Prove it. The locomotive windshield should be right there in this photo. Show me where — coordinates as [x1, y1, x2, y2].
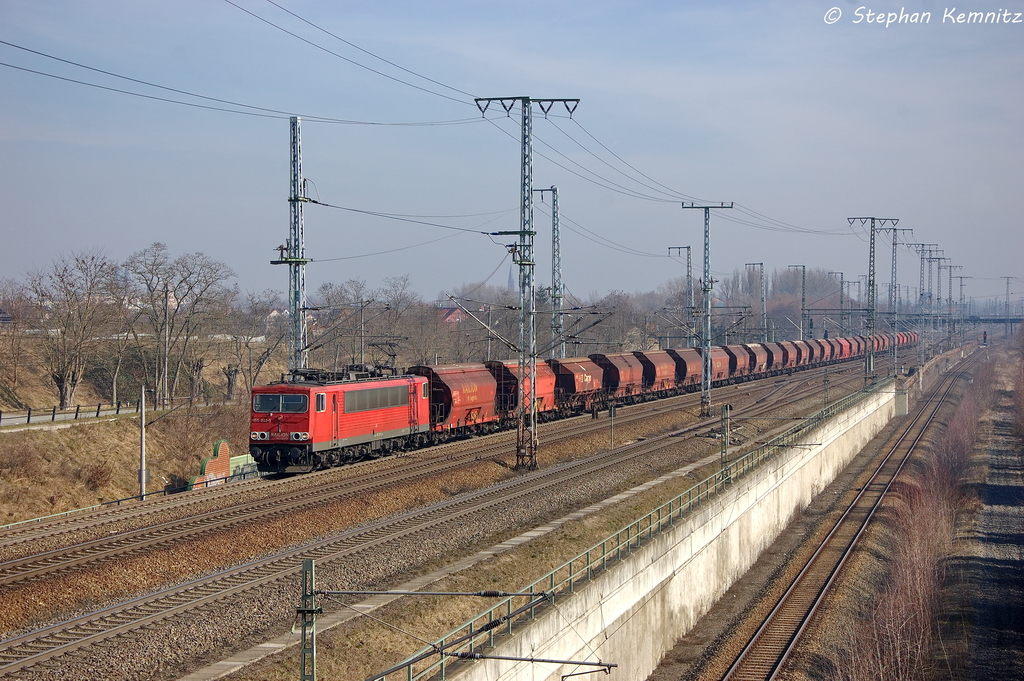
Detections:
[253, 393, 308, 413]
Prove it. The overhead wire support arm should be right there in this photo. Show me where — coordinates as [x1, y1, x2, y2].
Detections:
[536, 309, 612, 356]
[319, 589, 554, 598]
[365, 593, 577, 681]
[446, 295, 519, 353]
[297, 561, 614, 681]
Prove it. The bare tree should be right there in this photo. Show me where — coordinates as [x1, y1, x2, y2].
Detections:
[124, 243, 235, 405]
[311, 278, 376, 370]
[0, 278, 32, 403]
[26, 251, 117, 408]
[100, 265, 144, 403]
[224, 289, 287, 398]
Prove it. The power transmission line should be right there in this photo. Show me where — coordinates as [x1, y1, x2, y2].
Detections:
[0, 41, 480, 126]
[306, 199, 511, 235]
[194, 4, 847, 242]
[223, 0, 475, 106]
[261, 0, 478, 100]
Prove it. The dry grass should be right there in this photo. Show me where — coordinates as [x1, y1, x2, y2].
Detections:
[0, 404, 251, 524]
[1012, 331, 1024, 440]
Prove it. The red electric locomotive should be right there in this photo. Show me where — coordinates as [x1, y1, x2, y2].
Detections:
[250, 369, 429, 473]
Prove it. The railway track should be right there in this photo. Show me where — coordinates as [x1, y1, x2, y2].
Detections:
[0, 356, 873, 555]
[719, 351, 978, 681]
[0, 368, 854, 591]
[0, 365, 865, 677]
[0, 364, 862, 583]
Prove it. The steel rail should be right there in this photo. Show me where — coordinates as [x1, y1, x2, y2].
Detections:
[0, 366, 859, 589]
[0, 362, 832, 565]
[0, 365, 860, 676]
[720, 351, 978, 680]
[0, 350, 877, 548]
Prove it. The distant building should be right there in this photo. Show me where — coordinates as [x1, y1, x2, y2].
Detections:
[439, 307, 467, 325]
[434, 300, 466, 325]
[0, 308, 11, 325]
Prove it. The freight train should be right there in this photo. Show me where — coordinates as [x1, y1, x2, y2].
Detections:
[249, 332, 918, 474]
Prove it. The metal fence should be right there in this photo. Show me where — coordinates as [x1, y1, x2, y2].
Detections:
[0, 400, 141, 427]
[0, 396, 241, 428]
[377, 378, 894, 681]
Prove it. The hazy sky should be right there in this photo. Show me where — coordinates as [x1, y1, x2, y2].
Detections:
[1, 0, 1021, 306]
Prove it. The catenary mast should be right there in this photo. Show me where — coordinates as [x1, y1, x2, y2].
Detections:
[273, 117, 311, 374]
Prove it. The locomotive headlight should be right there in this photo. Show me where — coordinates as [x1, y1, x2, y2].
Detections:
[250, 431, 259, 440]
[251, 431, 269, 441]
[290, 432, 310, 441]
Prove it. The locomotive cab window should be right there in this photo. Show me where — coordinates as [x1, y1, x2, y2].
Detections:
[315, 393, 326, 412]
[253, 394, 309, 413]
[422, 382, 428, 399]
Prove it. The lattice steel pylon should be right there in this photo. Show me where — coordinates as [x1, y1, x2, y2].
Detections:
[849, 217, 898, 386]
[683, 202, 733, 418]
[670, 246, 694, 346]
[745, 262, 767, 343]
[788, 264, 806, 340]
[907, 243, 935, 312]
[828, 271, 845, 336]
[536, 186, 564, 359]
[272, 117, 312, 374]
[476, 97, 578, 470]
[880, 227, 912, 376]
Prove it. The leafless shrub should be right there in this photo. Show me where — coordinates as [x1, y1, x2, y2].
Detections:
[836, 381, 987, 680]
[931, 397, 978, 511]
[1012, 349, 1024, 441]
[0, 441, 45, 481]
[149, 403, 248, 480]
[79, 461, 113, 491]
[835, 481, 953, 681]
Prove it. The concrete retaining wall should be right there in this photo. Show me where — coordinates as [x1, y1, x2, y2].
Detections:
[915, 343, 976, 394]
[449, 387, 896, 681]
